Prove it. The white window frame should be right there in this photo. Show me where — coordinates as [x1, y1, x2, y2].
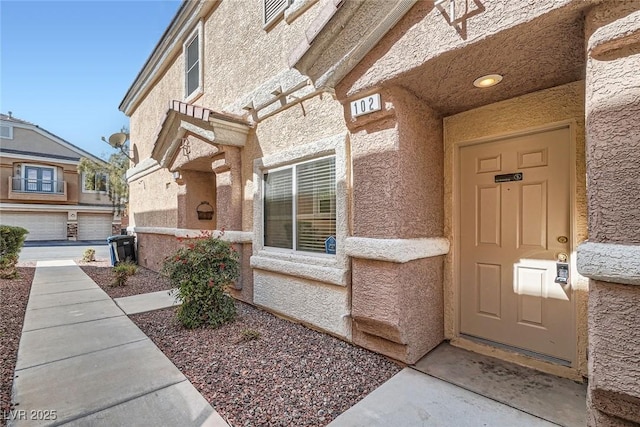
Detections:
[183, 21, 204, 102]
[20, 164, 57, 192]
[81, 171, 108, 193]
[0, 124, 13, 139]
[263, 155, 336, 255]
[252, 133, 350, 286]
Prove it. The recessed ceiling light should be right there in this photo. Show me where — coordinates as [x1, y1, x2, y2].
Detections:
[473, 74, 503, 88]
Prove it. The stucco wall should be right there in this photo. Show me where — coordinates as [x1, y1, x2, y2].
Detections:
[125, 1, 351, 339]
[443, 81, 588, 377]
[5, 127, 81, 158]
[253, 270, 350, 339]
[199, 0, 321, 109]
[583, 2, 640, 424]
[337, 0, 582, 98]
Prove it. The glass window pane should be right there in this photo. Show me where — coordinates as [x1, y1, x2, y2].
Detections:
[264, 169, 293, 249]
[187, 36, 198, 69]
[41, 168, 53, 192]
[296, 158, 336, 253]
[187, 66, 199, 95]
[84, 172, 96, 190]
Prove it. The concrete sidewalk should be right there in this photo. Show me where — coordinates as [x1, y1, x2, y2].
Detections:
[9, 260, 227, 427]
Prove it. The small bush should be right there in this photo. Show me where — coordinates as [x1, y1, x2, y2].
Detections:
[0, 225, 29, 279]
[239, 329, 261, 342]
[82, 248, 96, 262]
[162, 235, 239, 329]
[111, 261, 137, 287]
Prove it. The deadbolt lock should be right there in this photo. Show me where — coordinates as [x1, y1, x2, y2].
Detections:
[557, 236, 568, 244]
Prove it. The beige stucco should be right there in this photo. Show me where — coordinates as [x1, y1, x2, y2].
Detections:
[122, 5, 640, 421]
[582, 2, 640, 424]
[124, 0, 350, 334]
[6, 126, 83, 158]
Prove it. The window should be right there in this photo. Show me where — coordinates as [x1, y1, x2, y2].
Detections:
[0, 125, 13, 139]
[82, 171, 108, 193]
[263, 0, 290, 28]
[24, 166, 55, 192]
[184, 24, 202, 98]
[264, 157, 336, 253]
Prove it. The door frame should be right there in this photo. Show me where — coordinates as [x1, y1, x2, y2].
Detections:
[451, 120, 579, 369]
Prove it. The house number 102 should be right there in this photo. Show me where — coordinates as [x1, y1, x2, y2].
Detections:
[350, 93, 382, 118]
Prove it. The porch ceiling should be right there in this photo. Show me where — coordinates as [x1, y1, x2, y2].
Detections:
[397, 8, 585, 116]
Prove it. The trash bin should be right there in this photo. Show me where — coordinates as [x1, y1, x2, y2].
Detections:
[106, 235, 137, 266]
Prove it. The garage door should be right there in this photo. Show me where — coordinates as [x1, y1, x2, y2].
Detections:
[1, 212, 67, 241]
[78, 214, 113, 241]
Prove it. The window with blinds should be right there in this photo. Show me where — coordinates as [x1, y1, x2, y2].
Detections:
[185, 33, 200, 97]
[263, 157, 336, 254]
[263, 0, 290, 28]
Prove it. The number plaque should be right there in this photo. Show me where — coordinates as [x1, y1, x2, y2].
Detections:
[350, 93, 382, 118]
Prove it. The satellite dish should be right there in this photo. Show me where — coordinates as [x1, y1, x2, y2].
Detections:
[107, 132, 129, 148]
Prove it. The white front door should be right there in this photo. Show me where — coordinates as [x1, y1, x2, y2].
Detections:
[459, 127, 574, 362]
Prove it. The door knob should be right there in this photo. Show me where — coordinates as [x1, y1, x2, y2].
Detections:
[557, 253, 568, 262]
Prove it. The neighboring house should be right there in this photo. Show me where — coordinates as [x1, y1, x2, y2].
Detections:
[120, 1, 639, 424]
[0, 113, 121, 241]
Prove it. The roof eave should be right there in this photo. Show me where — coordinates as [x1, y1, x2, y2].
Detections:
[288, 0, 417, 91]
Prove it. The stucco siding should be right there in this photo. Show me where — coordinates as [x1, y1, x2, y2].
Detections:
[5, 127, 81, 158]
[253, 270, 351, 339]
[338, 0, 582, 97]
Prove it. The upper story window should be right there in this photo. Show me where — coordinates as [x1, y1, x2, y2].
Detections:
[82, 171, 108, 193]
[264, 156, 336, 254]
[18, 165, 60, 193]
[263, 0, 291, 28]
[184, 22, 203, 100]
[0, 124, 13, 139]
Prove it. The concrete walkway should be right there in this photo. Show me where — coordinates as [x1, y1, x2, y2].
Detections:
[114, 289, 180, 315]
[329, 368, 556, 426]
[11, 257, 577, 427]
[10, 260, 227, 427]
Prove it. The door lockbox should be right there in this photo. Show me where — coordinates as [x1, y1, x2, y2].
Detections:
[555, 262, 570, 284]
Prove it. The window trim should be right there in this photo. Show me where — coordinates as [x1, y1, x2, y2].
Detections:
[253, 133, 349, 275]
[183, 21, 204, 102]
[263, 0, 291, 29]
[21, 164, 57, 193]
[0, 124, 13, 139]
[263, 155, 336, 255]
[81, 171, 109, 194]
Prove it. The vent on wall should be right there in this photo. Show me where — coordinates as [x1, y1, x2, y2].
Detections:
[264, 0, 290, 28]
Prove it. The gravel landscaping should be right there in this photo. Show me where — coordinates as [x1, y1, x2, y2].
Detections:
[3, 258, 401, 426]
[132, 303, 402, 426]
[79, 260, 174, 299]
[0, 265, 35, 426]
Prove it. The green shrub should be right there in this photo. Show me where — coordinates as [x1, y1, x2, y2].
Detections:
[162, 236, 239, 329]
[0, 225, 29, 279]
[111, 261, 137, 287]
[82, 248, 96, 262]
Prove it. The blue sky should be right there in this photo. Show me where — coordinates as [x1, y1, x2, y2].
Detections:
[0, 0, 181, 158]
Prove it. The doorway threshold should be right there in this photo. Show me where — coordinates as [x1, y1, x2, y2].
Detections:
[412, 343, 587, 427]
[462, 334, 572, 367]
